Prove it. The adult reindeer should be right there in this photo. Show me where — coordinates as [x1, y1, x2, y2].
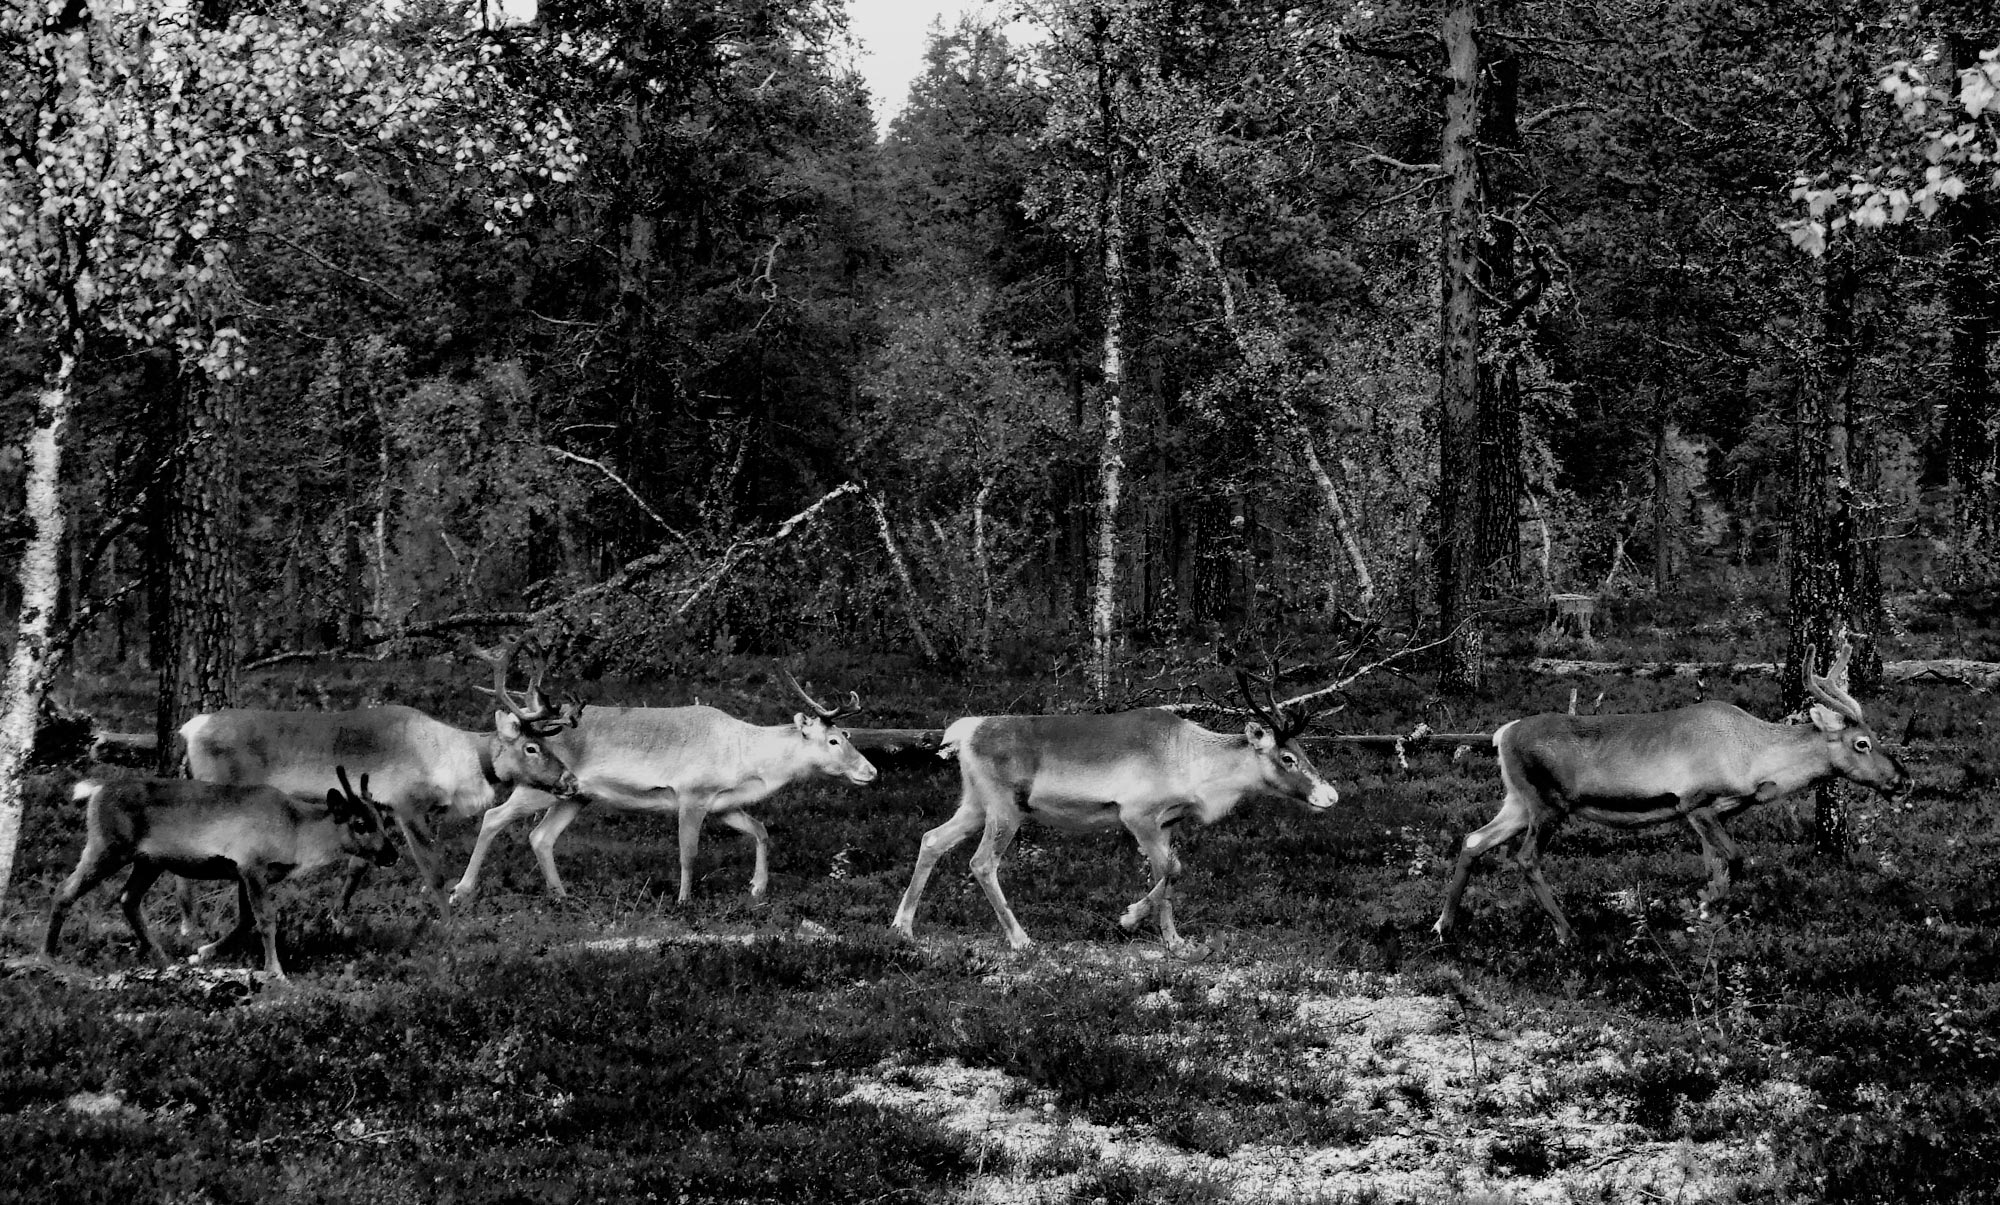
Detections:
[179, 641, 582, 922]
[1434, 644, 1913, 943]
[448, 674, 878, 906]
[890, 671, 1341, 951]
[46, 767, 397, 978]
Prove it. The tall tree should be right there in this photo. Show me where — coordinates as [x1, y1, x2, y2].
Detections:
[1436, 0, 1485, 692]
[0, 0, 574, 900]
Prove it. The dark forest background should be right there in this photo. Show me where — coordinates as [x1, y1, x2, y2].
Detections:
[4, 0, 1998, 744]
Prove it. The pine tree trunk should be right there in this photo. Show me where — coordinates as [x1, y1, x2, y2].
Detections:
[153, 368, 240, 774]
[1436, 0, 1484, 693]
[1790, 248, 1861, 860]
[0, 341, 77, 903]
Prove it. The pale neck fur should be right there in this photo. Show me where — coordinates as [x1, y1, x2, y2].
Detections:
[1740, 714, 1841, 797]
[1181, 727, 1262, 824]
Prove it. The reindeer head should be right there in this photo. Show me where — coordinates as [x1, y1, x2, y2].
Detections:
[785, 671, 879, 786]
[1233, 668, 1340, 812]
[478, 639, 584, 798]
[1804, 645, 1912, 798]
[330, 766, 400, 868]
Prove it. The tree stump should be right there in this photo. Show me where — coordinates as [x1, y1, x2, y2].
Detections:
[1544, 593, 1599, 643]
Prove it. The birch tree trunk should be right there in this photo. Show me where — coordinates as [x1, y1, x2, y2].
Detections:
[1087, 18, 1129, 705]
[869, 493, 940, 664]
[1436, 0, 1484, 693]
[1091, 193, 1128, 703]
[0, 341, 77, 903]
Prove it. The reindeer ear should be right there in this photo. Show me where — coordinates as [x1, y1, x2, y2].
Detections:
[325, 787, 346, 811]
[496, 711, 523, 739]
[1244, 721, 1275, 751]
[1808, 703, 1848, 733]
[795, 712, 816, 735]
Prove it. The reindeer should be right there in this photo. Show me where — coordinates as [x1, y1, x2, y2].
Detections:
[45, 767, 396, 978]
[890, 671, 1341, 951]
[1434, 645, 1913, 943]
[179, 641, 581, 923]
[448, 675, 879, 906]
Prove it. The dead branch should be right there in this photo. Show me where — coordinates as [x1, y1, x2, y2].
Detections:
[1527, 657, 2000, 692]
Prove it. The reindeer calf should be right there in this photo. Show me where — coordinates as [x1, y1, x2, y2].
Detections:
[44, 768, 396, 979]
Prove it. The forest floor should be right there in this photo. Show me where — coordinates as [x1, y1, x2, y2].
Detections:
[2, 598, 1998, 1203]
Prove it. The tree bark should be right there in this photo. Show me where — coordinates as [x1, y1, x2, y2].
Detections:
[153, 367, 241, 773]
[1789, 23, 1867, 857]
[1088, 16, 1129, 705]
[868, 493, 940, 664]
[0, 341, 77, 903]
[1474, 22, 1524, 587]
[1436, 0, 1484, 693]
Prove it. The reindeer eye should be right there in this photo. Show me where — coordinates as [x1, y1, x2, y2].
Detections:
[1854, 737, 1871, 752]
[525, 742, 543, 757]
[1280, 753, 1298, 769]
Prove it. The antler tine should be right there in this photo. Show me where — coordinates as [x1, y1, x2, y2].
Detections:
[1231, 667, 1283, 730]
[475, 637, 577, 733]
[783, 670, 861, 721]
[1804, 639, 1867, 725]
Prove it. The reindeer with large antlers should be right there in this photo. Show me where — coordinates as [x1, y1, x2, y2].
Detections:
[447, 673, 879, 906]
[179, 640, 582, 923]
[1435, 643, 1913, 943]
[890, 669, 1341, 951]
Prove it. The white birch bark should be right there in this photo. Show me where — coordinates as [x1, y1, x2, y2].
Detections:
[870, 493, 940, 663]
[1090, 190, 1127, 704]
[0, 346, 76, 902]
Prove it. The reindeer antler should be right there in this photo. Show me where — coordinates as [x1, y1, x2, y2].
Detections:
[1802, 638, 1867, 726]
[475, 638, 583, 736]
[783, 670, 862, 721]
[1232, 666, 1312, 743]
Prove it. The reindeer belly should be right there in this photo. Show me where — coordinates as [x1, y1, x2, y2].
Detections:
[1016, 778, 1131, 833]
[1572, 793, 1695, 827]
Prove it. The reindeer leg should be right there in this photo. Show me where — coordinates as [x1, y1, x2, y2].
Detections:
[1119, 814, 1185, 947]
[118, 864, 169, 967]
[389, 809, 450, 924]
[44, 842, 127, 960]
[173, 875, 203, 940]
[968, 796, 1031, 951]
[890, 796, 986, 941]
[1513, 817, 1574, 944]
[1435, 798, 1533, 940]
[194, 878, 256, 966]
[1686, 807, 1742, 906]
[452, 786, 559, 906]
[716, 809, 772, 901]
[676, 800, 710, 904]
[241, 871, 285, 980]
[525, 795, 584, 901]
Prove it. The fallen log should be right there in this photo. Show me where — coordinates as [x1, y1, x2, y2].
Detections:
[1528, 657, 2000, 691]
[90, 731, 160, 767]
[847, 727, 946, 768]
